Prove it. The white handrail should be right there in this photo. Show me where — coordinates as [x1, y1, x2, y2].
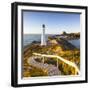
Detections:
[33, 53, 80, 75]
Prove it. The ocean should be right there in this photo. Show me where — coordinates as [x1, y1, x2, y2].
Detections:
[68, 39, 80, 49]
[23, 34, 52, 46]
[23, 34, 80, 48]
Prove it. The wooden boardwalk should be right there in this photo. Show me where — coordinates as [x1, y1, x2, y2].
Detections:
[27, 56, 61, 76]
[33, 53, 80, 75]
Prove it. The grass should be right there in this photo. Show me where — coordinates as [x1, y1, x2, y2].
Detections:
[22, 38, 80, 77]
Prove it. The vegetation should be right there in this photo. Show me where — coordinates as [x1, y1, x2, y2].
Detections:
[62, 31, 67, 35]
[61, 32, 80, 40]
[22, 33, 80, 77]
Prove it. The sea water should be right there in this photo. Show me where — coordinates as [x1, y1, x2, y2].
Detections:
[23, 34, 80, 48]
[23, 34, 50, 46]
[68, 39, 80, 48]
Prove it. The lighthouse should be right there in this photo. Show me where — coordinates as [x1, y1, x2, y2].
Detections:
[41, 24, 46, 45]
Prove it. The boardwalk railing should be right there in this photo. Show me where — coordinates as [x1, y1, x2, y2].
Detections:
[33, 53, 80, 75]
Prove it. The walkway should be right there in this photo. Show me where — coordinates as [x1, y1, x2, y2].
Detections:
[33, 53, 80, 75]
[27, 56, 61, 76]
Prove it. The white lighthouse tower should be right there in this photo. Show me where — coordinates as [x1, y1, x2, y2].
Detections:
[41, 24, 46, 45]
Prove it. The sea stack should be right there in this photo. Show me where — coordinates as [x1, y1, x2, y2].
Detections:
[41, 24, 46, 45]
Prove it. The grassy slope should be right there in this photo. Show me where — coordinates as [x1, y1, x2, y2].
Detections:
[23, 38, 80, 77]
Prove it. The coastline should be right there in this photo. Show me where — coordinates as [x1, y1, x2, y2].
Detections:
[22, 32, 80, 77]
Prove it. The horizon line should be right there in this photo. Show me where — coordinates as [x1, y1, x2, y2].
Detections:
[23, 32, 80, 35]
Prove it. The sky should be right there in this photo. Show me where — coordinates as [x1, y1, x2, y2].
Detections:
[23, 11, 80, 34]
